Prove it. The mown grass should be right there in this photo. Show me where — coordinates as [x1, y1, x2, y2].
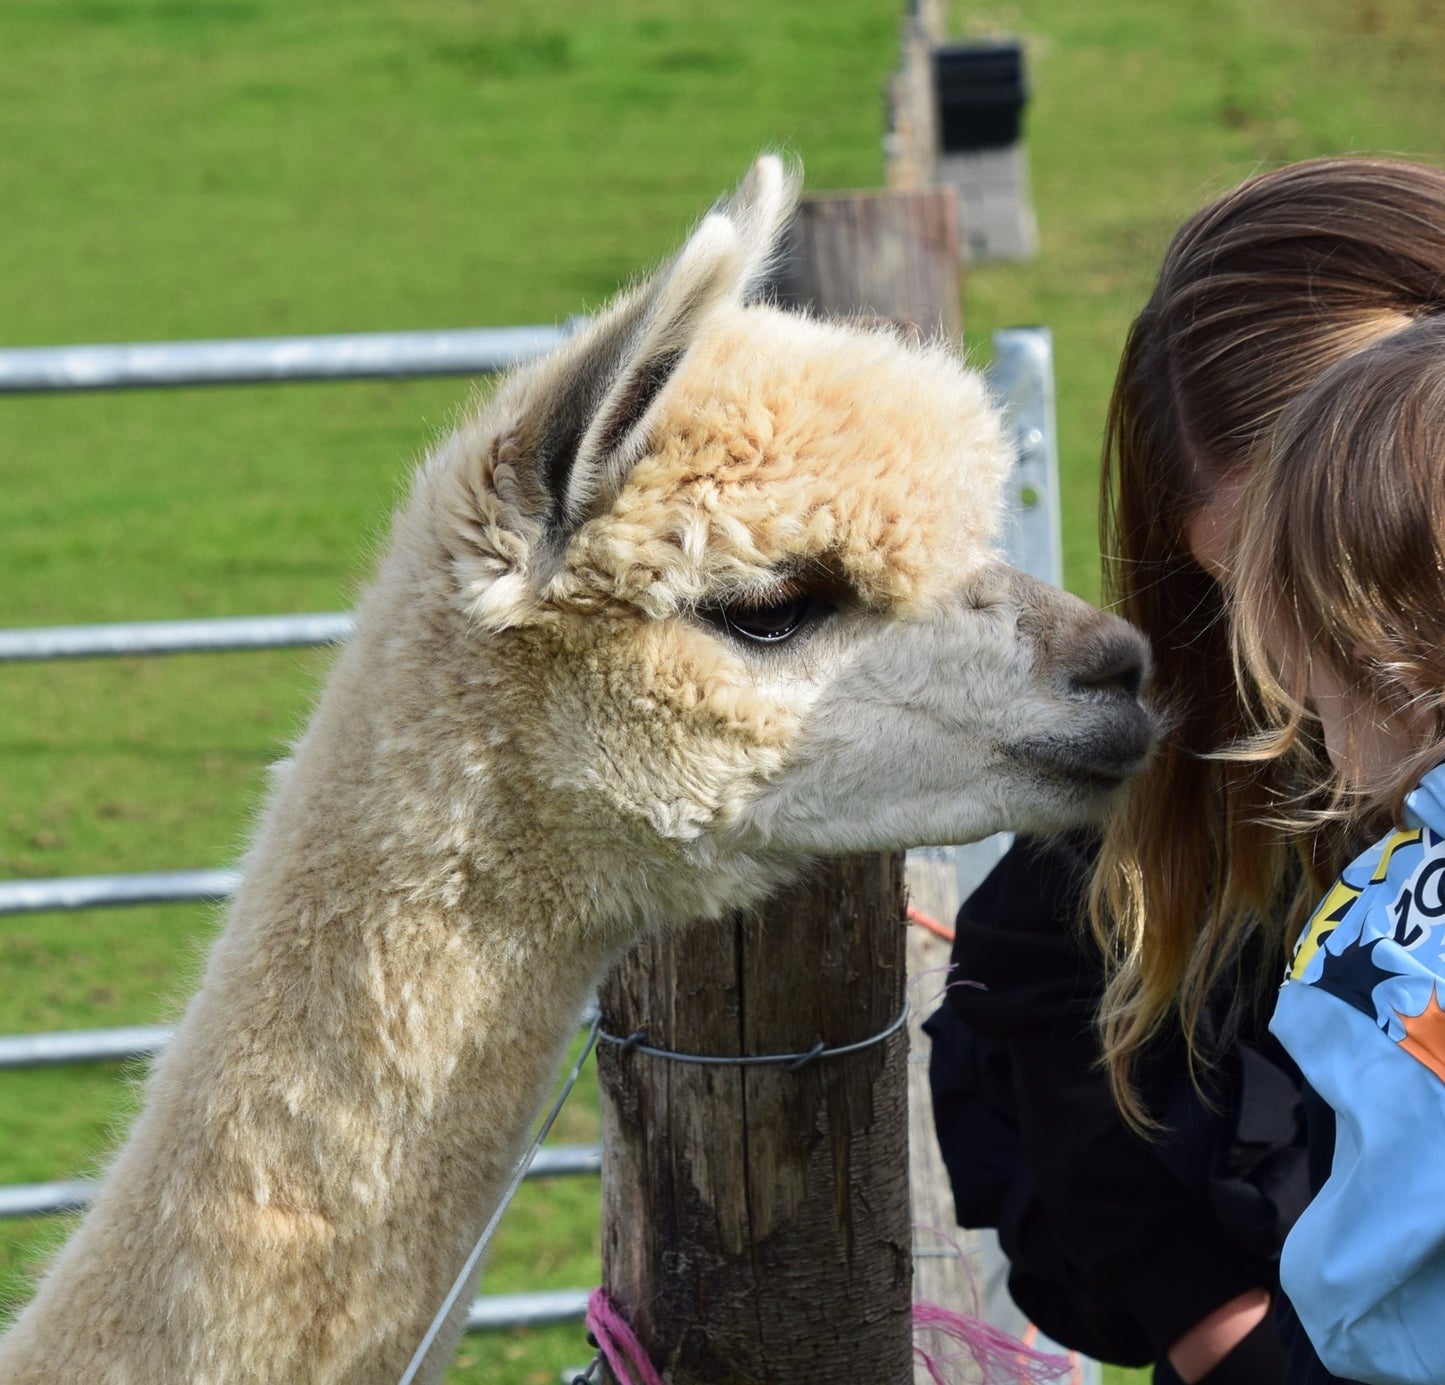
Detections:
[0, 0, 1440, 1381]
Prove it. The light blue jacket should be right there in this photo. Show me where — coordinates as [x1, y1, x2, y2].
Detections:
[1271, 762, 1445, 1385]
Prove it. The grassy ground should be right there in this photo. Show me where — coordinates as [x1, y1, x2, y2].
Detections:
[953, 0, 1445, 600]
[0, 0, 1440, 1381]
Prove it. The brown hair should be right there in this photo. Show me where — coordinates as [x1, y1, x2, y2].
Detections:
[1092, 156, 1445, 1125]
[1233, 315, 1445, 830]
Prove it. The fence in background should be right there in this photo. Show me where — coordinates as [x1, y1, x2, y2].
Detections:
[0, 326, 568, 393]
[0, 319, 1059, 1338]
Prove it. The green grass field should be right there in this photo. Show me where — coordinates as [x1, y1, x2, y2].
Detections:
[1, 1, 1440, 1380]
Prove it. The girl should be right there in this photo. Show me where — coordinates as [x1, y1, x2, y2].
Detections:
[929, 155, 1445, 1385]
[1229, 316, 1445, 1385]
[1092, 156, 1445, 1384]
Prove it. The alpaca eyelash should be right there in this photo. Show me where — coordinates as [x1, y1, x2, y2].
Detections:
[696, 581, 834, 645]
[732, 577, 807, 611]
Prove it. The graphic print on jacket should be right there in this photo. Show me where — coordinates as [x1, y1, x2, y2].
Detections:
[1288, 816, 1445, 1081]
[1270, 763, 1445, 1385]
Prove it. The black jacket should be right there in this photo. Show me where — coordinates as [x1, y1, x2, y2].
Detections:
[925, 835, 1312, 1374]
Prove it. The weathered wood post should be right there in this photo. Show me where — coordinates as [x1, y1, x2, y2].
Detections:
[884, 0, 945, 193]
[904, 853, 980, 1378]
[597, 186, 962, 1385]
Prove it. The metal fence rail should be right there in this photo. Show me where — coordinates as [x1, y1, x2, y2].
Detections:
[0, 997, 602, 1070]
[0, 1144, 604, 1220]
[0, 325, 568, 394]
[465, 1290, 592, 1333]
[0, 613, 354, 663]
[0, 868, 242, 917]
[0, 1025, 173, 1070]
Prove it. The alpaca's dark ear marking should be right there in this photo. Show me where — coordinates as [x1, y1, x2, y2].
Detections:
[529, 302, 651, 529]
[588, 347, 686, 462]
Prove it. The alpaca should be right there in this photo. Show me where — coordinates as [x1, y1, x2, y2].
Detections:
[0, 157, 1153, 1384]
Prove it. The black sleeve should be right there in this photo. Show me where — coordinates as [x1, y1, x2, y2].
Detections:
[1003, 997, 1279, 1355]
[1270, 1087, 1364, 1385]
[926, 834, 1305, 1367]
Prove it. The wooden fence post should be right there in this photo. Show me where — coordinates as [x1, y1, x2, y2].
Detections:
[904, 852, 979, 1373]
[597, 186, 961, 1385]
[884, 0, 945, 192]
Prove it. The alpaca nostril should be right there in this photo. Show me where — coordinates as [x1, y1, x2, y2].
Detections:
[1066, 632, 1148, 702]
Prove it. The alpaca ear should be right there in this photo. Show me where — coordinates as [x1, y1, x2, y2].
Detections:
[558, 211, 746, 527]
[510, 155, 801, 539]
[719, 150, 800, 305]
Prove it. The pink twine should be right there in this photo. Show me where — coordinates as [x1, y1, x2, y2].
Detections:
[912, 964, 958, 988]
[910, 962, 990, 1019]
[587, 1283, 1074, 1385]
[913, 1222, 985, 1316]
[586, 1287, 665, 1385]
[911, 1225, 1075, 1385]
[912, 961, 991, 1005]
[912, 1301, 1075, 1385]
[909, 963, 958, 1016]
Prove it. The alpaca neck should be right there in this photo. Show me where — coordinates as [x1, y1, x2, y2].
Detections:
[0, 659, 618, 1384]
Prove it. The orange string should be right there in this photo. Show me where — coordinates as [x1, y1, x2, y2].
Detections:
[907, 904, 955, 943]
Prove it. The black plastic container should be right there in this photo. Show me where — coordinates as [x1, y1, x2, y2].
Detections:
[932, 41, 1027, 152]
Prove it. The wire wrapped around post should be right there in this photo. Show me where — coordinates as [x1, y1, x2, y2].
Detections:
[597, 854, 915, 1385]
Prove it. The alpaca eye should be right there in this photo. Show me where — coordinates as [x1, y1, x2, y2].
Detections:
[705, 593, 831, 644]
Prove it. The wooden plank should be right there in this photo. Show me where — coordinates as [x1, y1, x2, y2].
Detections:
[905, 855, 982, 1383]
[773, 188, 962, 339]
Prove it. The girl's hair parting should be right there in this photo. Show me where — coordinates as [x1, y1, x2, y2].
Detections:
[1232, 315, 1445, 834]
[1091, 156, 1445, 1128]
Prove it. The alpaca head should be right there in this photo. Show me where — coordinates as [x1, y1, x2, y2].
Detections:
[391, 157, 1154, 924]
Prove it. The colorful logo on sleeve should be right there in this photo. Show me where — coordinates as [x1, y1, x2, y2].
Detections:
[1288, 826, 1445, 1084]
[1400, 990, 1445, 1082]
